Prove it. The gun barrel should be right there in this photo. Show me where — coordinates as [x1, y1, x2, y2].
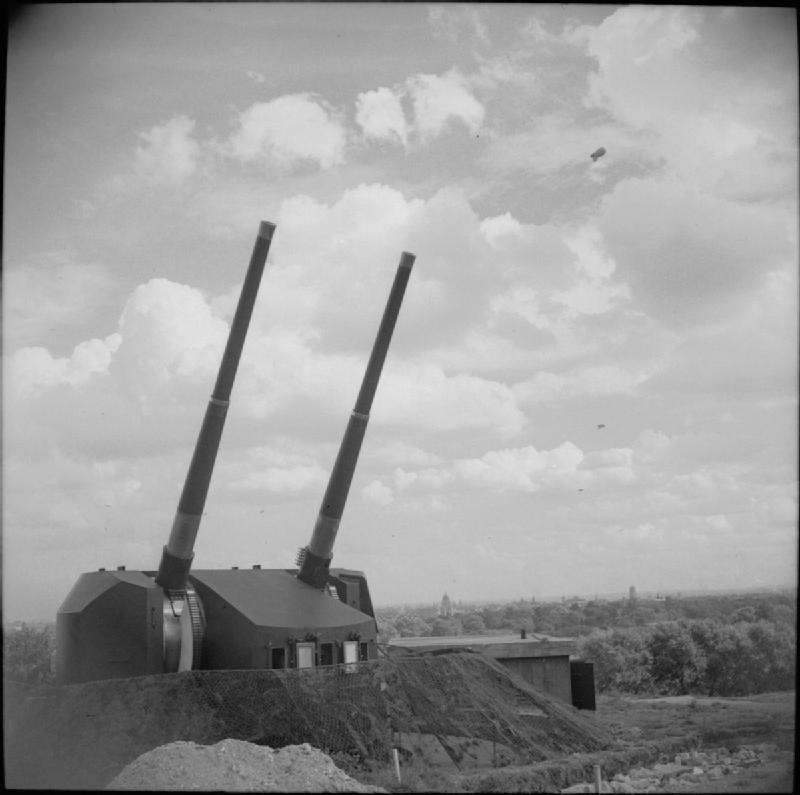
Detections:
[298, 251, 415, 589]
[156, 221, 275, 591]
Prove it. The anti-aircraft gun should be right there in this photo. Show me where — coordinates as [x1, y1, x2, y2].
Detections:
[56, 222, 415, 683]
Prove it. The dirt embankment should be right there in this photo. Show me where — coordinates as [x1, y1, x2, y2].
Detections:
[3, 651, 605, 790]
[4, 663, 794, 793]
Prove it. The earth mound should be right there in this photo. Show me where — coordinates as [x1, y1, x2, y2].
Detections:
[5, 649, 607, 789]
[105, 739, 385, 792]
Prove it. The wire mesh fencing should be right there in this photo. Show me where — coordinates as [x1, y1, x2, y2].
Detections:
[4, 647, 607, 788]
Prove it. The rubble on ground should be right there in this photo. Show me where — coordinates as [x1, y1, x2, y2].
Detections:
[560, 742, 790, 793]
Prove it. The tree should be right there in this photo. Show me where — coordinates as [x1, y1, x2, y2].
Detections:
[578, 628, 653, 693]
[394, 615, 431, 637]
[730, 606, 757, 624]
[688, 620, 752, 696]
[461, 613, 486, 635]
[481, 608, 507, 630]
[744, 620, 796, 692]
[377, 619, 399, 643]
[3, 623, 55, 685]
[577, 632, 625, 691]
[648, 622, 705, 694]
[430, 617, 462, 637]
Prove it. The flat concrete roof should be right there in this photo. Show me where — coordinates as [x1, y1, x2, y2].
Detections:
[388, 633, 576, 658]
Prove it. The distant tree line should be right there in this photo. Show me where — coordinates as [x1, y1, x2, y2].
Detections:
[376, 590, 795, 639]
[3, 590, 795, 696]
[577, 618, 795, 696]
[376, 590, 796, 697]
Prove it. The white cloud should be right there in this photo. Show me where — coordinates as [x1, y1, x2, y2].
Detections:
[228, 93, 347, 169]
[551, 278, 630, 318]
[227, 464, 329, 495]
[393, 468, 418, 491]
[3, 5, 797, 620]
[372, 441, 442, 468]
[355, 87, 408, 146]
[362, 479, 394, 506]
[111, 278, 229, 406]
[356, 68, 485, 149]
[564, 225, 617, 281]
[514, 363, 655, 405]
[455, 442, 584, 493]
[634, 429, 672, 463]
[8, 334, 121, 398]
[134, 115, 200, 184]
[377, 361, 526, 436]
[575, 6, 796, 201]
[479, 213, 525, 249]
[551, 227, 630, 316]
[408, 69, 485, 141]
[270, 183, 528, 354]
[598, 175, 794, 325]
[581, 447, 637, 486]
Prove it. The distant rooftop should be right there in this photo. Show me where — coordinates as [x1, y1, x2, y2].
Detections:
[388, 633, 577, 658]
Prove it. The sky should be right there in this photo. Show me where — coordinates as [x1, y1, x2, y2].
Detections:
[3, 4, 798, 622]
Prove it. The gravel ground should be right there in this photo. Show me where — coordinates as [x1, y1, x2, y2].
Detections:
[105, 739, 386, 792]
[560, 743, 795, 793]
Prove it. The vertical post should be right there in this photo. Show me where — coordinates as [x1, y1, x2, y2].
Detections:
[594, 764, 602, 793]
[393, 747, 402, 785]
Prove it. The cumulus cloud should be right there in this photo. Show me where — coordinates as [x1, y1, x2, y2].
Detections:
[598, 175, 794, 325]
[133, 115, 201, 184]
[228, 93, 347, 169]
[372, 441, 442, 468]
[377, 362, 526, 436]
[355, 87, 408, 146]
[111, 278, 229, 406]
[271, 183, 521, 352]
[454, 441, 584, 492]
[356, 68, 484, 148]
[479, 212, 526, 248]
[9, 180, 544, 452]
[227, 464, 329, 495]
[4, 5, 796, 620]
[581, 447, 637, 486]
[362, 479, 394, 506]
[8, 334, 121, 398]
[551, 224, 631, 317]
[514, 363, 656, 405]
[575, 6, 797, 200]
[634, 429, 672, 463]
[408, 69, 485, 141]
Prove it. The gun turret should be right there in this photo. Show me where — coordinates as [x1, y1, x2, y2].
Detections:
[156, 221, 275, 593]
[297, 251, 415, 589]
[56, 228, 413, 684]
